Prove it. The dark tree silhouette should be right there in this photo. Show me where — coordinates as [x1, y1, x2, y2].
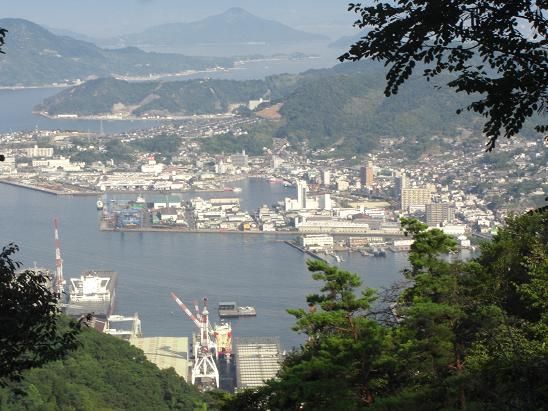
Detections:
[0, 27, 6, 54]
[0, 244, 81, 383]
[340, 1, 547, 150]
[0, 27, 5, 162]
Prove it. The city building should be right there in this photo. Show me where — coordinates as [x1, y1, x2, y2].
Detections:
[426, 203, 456, 227]
[321, 169, 331, 186]
[24, 145, 54, 158]
[141, 158, 165, 175]
[337, 179, 349, 191]
[297, 180, 308, 209]
[401, 187, 432, 211]
[0, 157, 16, 175]
[360, 161, 374, 187]
[230, 150, 249, 168]
[394, 170, 408, 197]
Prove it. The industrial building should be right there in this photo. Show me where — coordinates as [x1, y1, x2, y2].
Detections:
[130, 337, 190, 381]
[235, 337, 282, 390]
[298, 234, 334, 251]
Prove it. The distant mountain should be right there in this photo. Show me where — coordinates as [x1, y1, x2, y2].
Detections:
[44, 26, 98, 43]
[108, 8, 329, 48]
[329, 30, 369, 49]
[0, 18, 233, 87]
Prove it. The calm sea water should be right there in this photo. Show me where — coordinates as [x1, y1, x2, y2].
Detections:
[0, 181, 408, 348]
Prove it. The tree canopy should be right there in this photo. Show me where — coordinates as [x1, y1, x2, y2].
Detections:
[340, 1, 547, 150]
[0, 244, 81, 384]
[225, 210, 548, 410]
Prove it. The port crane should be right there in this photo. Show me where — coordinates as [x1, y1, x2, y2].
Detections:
[53, 218, 65, 298]
[171, 292, 219, 389]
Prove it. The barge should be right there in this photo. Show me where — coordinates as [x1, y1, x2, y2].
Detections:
[218, 302, 256, 318]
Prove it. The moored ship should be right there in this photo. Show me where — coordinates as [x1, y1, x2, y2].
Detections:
[65, 270, 117, 319]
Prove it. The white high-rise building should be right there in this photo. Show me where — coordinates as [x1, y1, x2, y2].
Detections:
[297, 180, 308, 209]
[321, 170, 331, 186]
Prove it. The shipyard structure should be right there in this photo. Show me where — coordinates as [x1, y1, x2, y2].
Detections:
[49, 218, 281, 393]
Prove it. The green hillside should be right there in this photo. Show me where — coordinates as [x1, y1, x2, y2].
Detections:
[278, 70, 478, 155]
[37, 60, 490, 157]
[0, 328, 218, 410]
[37, 77, 269, 117]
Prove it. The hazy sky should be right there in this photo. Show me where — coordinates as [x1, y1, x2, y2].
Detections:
[2, 1, 358, 39]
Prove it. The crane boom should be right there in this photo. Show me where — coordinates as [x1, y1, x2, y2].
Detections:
[171, 292, 201, 328]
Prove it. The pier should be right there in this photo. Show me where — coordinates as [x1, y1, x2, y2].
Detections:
[284, 240, 328, 263]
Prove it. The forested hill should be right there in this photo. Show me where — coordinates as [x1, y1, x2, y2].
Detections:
[36, 77, 271, 117]
[0, 18, 233, 87]
[0, 327, 218, 410]
[38, 60, 480, 155]
[278, 68, 478, 155]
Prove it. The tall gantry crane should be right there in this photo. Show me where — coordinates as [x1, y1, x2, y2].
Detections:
[171, 292, 219, 389]
[53, 218, 66, 299]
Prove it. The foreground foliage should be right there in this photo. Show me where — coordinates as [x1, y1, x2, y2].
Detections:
[0, 327, 219, 410]
[340, 1, 547, 150]
[225, 209, 548, 410]
[0, 244, 81, 383]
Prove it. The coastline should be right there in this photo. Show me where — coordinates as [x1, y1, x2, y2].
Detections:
[0, 175, 248, 197]
[0, 179, 97, 196]
[33, 111, 236, 121]
[99, 224, 297, 235]
[0, 83, 73, 91]
[0, 65, 240, 91]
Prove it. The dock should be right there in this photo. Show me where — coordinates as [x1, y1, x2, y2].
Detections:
[284, 240, 328, 263]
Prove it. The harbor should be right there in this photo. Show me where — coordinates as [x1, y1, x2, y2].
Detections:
[51, 216, 277, 392]
[0, 181, 410, 390]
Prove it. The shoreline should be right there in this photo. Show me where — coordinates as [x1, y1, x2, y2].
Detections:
[0, 180, 97, 196]
[0, 64, 242, 91]
[34, 111, 236, 121]
[0, 176, 248, 197]
[99, 225, 297, 235]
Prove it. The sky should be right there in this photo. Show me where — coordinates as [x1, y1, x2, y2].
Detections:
[2, 0, 359, 39]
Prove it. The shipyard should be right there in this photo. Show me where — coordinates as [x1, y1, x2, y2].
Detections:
[45, 217, 279, 393]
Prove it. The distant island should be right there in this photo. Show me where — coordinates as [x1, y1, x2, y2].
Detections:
[0, 18, 233, 87]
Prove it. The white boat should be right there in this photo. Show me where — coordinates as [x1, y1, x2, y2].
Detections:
[96, 200, 104, 210]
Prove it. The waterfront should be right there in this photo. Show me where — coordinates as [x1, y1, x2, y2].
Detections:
[0, 181, 408, 349]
